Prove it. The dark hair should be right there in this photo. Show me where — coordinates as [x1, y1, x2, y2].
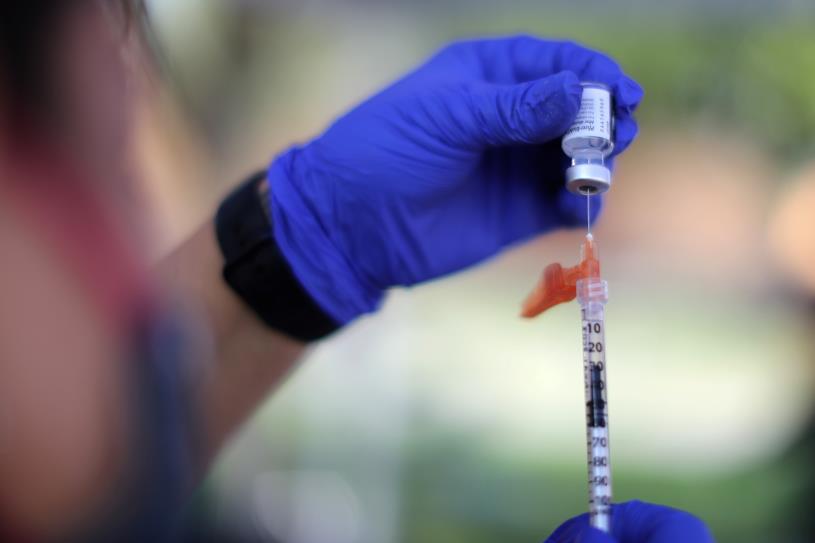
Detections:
[0, 0, 147, 119]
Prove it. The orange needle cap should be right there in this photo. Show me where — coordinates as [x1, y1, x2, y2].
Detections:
[521, 234, 600, 318]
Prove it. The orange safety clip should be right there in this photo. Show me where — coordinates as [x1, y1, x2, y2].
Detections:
[521, 234, 601, 318]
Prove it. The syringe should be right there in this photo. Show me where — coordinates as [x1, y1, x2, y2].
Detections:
[524, 78, 618, 531]
[521, 231, 613, 533]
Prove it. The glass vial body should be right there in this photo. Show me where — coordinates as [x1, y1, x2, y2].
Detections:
[561, 82, 614, 195]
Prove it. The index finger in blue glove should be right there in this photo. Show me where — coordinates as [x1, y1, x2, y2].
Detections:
[445, 36, 630, 94]
[509, 37, 642, 110]
[446, 36, 643, 154]
[436, 71, 582, 149]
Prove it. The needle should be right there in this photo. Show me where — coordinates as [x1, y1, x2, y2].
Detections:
[586, 192, 591, 235]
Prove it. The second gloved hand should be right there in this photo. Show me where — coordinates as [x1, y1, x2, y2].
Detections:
[267, 35, 643, 324]
[544, 501, 715, 543]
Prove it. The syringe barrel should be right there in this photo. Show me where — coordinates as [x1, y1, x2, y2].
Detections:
[577, 276, 611, 532]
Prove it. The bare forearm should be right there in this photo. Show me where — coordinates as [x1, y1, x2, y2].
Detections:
[160, 218, 305, 462]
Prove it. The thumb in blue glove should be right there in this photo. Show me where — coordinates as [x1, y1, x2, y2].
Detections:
[544, 500, 715, 543]
[268, 36, 643, 324]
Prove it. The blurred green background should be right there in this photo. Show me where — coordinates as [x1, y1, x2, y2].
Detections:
[138, 1, 815, 542]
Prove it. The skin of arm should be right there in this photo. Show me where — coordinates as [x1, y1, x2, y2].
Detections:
[159, 180, 307, 463]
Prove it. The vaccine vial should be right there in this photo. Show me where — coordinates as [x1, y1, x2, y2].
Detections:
[561, 82, 614, 195]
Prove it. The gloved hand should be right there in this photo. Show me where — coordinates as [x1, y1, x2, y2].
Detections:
[267, 35, 643, 323]
[544, 500, 715, 543]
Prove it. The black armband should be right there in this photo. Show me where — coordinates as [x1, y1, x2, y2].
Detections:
[215, 171, 340, 342]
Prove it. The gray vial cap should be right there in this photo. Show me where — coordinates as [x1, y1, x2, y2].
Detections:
[565, 164, 611, 195]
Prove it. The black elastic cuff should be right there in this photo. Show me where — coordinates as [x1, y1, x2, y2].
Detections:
[215, 171, 340, 342]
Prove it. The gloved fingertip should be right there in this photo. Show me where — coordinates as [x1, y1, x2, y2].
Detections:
[610, 117, 639, 156]
[614, 75, 645, 113]
[557, 70, 583, 96]
[514, 71, 582, 144]
[616, 76, 644, 109]
[532, 70, 582, 119]
[557, 70, 583, 121]
[605, 156, 617, 173]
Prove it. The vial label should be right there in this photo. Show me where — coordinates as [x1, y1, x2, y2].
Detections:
[563, 86, 612, 143]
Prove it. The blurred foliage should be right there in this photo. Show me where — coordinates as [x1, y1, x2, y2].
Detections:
[602, 20, 815, 161]
[163, 7, 815, 163]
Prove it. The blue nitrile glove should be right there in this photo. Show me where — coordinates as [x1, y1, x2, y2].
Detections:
[267, 35, 643, 324]
[544, 500, 715, 543]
